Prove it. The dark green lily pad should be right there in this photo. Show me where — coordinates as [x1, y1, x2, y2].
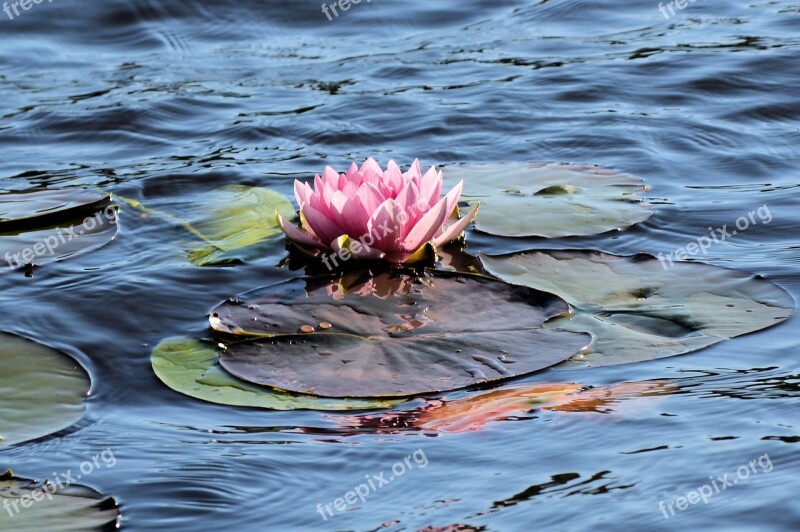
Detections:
[0, 470, 119, 529]
[0, 333, 90, 448]
[0, 213, 118, 272]
[120, 185, 294, 266]
[0, 189, 112, 232]
[445, 162, 652, 238]
[209, 271, 591, 397]
[152, 337, 403, 410]
[481, 250, 795, 366]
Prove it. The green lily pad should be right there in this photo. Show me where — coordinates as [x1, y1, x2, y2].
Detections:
[0, 470, 119, 529]
[0, 189, 112, 232]
[152, 337, 403, 410]
[481, 250, 795, 366]
[445, 162, 652, 238]
[0, 333, 90, 448]
[120, 184, 294, 266]
[209, 270, 591, 397]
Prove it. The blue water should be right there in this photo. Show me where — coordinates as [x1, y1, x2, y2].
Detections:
[1, 1, 798, 530]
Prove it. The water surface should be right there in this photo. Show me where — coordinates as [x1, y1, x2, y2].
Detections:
[1, 1, 798, 530]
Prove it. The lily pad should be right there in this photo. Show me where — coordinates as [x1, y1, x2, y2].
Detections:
[0, 211, 118, 272]
[0, 470, 119, 529]
[0, 189, 112, 232]
[0, 190, 118, 272]
[481, 250, 795, 366]
[209, 270, 591, 397]
[120, 185, 294, 266]
[0, 333, 90, 447]
[151, 337, 403, 410]
[445, 162, 652, 238]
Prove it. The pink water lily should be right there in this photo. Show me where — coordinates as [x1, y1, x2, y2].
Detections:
[277, 158, 479, 264]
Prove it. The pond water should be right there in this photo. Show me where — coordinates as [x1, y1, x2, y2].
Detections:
[1, 0, 798, 530]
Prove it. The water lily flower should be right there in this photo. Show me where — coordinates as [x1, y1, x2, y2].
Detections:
[277, 158, 479, 264]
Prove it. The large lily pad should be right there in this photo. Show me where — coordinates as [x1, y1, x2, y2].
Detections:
[0, 470, 119, 529]
[446, 162, 652, 238]
[0, 190, 118, 271]
[0, 333, 90, 447]
[209, 270, 591, 397]
[120, 184, 294, 266]
[481, 250, 795, 366]
[152, 337, 403, 411]
[0, 189, 112, 232]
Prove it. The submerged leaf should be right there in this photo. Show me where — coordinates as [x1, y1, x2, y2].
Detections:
[120, 185, 294, 266]
[187, 185, 295, 265]
[151, 337, 403, 410]
[446, 162, 652, 238]
[0, 470, 119, 529]
[210, 270, 591, 397]
[0, 333, 89, 448]
[481, 250, 795, 366]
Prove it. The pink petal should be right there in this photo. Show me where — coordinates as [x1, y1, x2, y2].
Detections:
[401, 196, 450, 251]
[328, 190, 349, 225]
[322, 166, 339, 187]
[277, 213, 324, 248]
[356, 183, 385, 222]
[294, 180, 313, 208]
[385, 160, 404, 195]
[432, 203, 479, 247]
[321, 180, 337, 209]
[418, 166, 443, 208]
[360, 157, 383, 175]
[442, 179, 464, 217]
[393, 180, 421, 240]
[406, 159, 422, 182]
[301, 203, 345, 247]
[313, 174, 325, 196]
[309, 191, 333, 220]
[330, 190, 368, 237]
[366, 198, 403, 251]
